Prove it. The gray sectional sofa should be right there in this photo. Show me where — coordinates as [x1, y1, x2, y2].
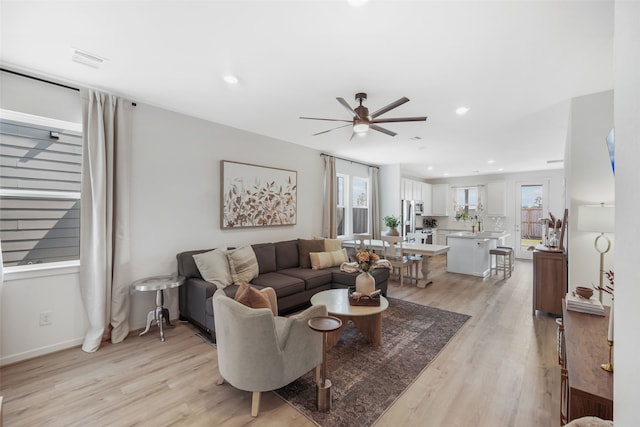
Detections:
[177, 238, 389, 341]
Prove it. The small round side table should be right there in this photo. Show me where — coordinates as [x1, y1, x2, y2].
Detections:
[308, 315, 342, 412]
[132, 274, 184, 342]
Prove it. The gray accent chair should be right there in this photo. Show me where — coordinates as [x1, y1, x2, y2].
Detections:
[212, 288, 327, 416]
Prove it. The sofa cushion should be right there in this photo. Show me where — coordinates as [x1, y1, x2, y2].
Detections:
[298, 238, 325, 269]
[234, 283, 272, 310]
[309, 249, 348, 270]
[251, 272, 305, 298]
[227, 246, 259, 284]
[279, 268, 333, 291]
[251, 242, 276, 274]
[275, 239, 299, 270]
[192, 248, 232, 289]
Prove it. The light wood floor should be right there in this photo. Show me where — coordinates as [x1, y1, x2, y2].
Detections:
[0, 256, 560, 427]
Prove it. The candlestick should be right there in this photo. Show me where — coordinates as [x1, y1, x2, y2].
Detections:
[601, 340, 613, 372]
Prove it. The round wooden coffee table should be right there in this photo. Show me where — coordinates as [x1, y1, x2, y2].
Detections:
[310, 288, 389, 348]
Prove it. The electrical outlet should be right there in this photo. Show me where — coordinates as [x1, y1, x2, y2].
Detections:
[40, 311, 53, 326]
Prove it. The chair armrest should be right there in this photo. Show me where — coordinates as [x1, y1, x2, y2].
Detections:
[276, 304, 328, 351]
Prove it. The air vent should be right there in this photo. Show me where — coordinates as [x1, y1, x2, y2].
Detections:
[70, 48, 105, 69]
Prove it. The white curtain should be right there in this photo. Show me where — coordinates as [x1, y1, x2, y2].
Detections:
[369, 166, 381, 239]
[322, 155, 337, 238]
[79, 90, 132, 352]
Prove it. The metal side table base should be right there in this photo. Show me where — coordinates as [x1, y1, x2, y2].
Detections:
[132, 275, 184, 342]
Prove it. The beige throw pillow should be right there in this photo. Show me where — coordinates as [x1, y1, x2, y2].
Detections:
[192, 248, 232, 290]
[309, 248, 349, 270]
[227, 246, 259, 284]
[313, 236, 342, 252]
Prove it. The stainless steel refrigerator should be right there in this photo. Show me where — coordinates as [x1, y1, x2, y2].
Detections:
[401, 200, 417, 237]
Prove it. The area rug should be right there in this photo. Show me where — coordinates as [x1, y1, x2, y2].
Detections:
[274, 297, 471, 427]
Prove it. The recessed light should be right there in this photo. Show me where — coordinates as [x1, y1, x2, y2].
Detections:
[427, 166, 433, 171]
[443, 172, 449, 176]
[487, 159, 495, 164]
[455, 106, 470, 116]
[223, 74, 239, 85]
[498, 168, 504, 172]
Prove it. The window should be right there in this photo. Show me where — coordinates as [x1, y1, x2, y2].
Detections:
[352, 177, 369, 233]
[335, 173, 369, 237]
[0, 110, 82, 268]
[453, 186, 481, 220]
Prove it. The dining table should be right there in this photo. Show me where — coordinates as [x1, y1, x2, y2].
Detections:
[342, 239, 450, 287]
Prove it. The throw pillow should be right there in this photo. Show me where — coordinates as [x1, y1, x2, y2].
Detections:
[227, 246, 260, 284]
[309, 248, 349, 270]
[192, 248, 232, 290]
[234, 283, 272, 310]
[313, 236, 342, 252]
[298, 238, 325, 269]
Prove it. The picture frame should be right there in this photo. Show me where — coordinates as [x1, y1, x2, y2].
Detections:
[221, 160, 297, 229]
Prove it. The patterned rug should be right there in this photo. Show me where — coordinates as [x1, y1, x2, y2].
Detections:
[274, 297, 471, 426]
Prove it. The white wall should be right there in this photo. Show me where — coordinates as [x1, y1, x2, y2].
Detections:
[564, 90, 615, 301]
[613, 1, 640, 424]
[0, 71, 325, 364]
[379, 164, 402, 220]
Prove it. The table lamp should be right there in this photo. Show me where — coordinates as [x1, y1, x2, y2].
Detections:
[578, 203, 615, 302]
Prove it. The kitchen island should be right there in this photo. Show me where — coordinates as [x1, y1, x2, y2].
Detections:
[446, 231, 510, 277]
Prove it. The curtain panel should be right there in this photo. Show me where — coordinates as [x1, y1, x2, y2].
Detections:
[322, 155, 337, 238]
[79, 90, 132, 352]
[370, 166, 381, 239]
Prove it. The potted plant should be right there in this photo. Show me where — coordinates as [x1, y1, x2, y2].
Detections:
[383, 215, 401, 236]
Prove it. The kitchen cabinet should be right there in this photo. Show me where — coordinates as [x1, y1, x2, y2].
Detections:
[402, 179, 427, 202]
[431, 183, 450, 216]
[421, 183, 432, 216]
[532, 249, 567, 316]
[486, 181, 506, 216]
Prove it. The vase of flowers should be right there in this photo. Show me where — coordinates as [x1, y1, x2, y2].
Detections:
[383, 215, 401, 236]
[355, 248, 379, 294]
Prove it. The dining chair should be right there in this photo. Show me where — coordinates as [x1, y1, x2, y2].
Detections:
[381, 235, 413, 285]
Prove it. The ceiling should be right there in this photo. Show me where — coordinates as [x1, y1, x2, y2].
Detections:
[0, 0, 614, 178]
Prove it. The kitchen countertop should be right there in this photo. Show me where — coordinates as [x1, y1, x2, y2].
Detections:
[446, 231, 510, 239]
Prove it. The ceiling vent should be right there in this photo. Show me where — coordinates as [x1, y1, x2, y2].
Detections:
[70, 48, 105, 69]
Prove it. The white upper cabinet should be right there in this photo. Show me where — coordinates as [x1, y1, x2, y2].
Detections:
[402, 178, 426, 202]
[486, 181, 506, 216]
[422, 183, 432, 216]
[432, 183, 450, 216]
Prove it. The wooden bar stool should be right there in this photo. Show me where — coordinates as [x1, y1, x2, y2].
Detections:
[490, 247, 512, 279]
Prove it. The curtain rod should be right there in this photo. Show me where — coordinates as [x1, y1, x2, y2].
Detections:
[1, 67, 80, 92]
[320, 152, 379, 169]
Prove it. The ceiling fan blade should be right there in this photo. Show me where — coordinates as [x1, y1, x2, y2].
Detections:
[300, 116, 351, 122]
[371, 116, 428, 124]
[370, 124, 397, 137]
[337, 97, 360, 119]
[313, 123, 351, 136]
[370, 97, 410, 118]
[350, 131, 356, 141]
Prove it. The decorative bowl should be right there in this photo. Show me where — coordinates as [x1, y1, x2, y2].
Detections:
[575, 286, 594, 299]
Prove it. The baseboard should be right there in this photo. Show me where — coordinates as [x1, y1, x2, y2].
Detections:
[0, 337, 84, 367]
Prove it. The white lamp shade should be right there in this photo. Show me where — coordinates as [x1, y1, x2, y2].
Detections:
[578, 204, 615, 233]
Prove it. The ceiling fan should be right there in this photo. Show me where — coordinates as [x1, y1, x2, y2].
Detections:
[300, 92, 427, 140]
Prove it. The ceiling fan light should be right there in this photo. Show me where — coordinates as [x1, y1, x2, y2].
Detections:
[353, 123, 369, 133]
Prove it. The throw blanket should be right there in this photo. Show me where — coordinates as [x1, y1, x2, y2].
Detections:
[340, 259, 392, 273]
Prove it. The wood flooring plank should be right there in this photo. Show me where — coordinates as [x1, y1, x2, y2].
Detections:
[0, 255, 560, 427]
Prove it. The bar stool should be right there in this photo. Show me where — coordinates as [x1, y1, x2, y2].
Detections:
[490, 247, 512, 279]
[497, 246, 514, 273]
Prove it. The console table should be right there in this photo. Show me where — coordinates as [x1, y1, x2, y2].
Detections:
[560, 301, 613, 424]
[533, 248, 567, 316]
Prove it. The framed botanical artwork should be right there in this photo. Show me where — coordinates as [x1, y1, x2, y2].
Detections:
[221, 160, 297, 228]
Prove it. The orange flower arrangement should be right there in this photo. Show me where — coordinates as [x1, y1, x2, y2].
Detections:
[356, 249, 380, 273]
